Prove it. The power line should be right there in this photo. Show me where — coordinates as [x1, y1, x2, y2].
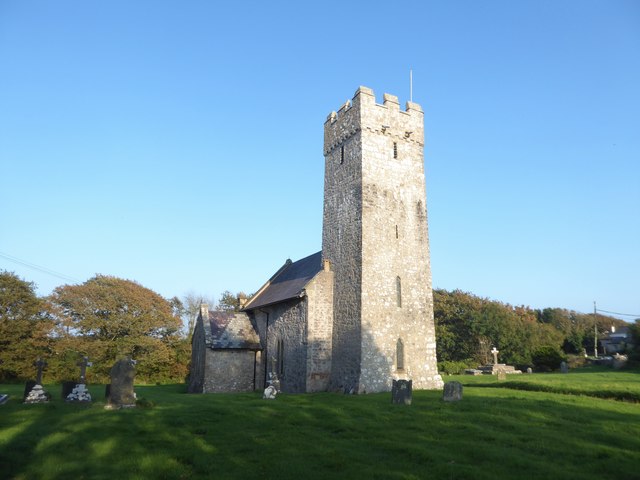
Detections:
[596, 308, 640, 318]
[0, 251, 81, 283]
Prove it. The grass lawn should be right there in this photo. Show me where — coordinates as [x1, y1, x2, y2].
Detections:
[453, 365, 640, 401]
[0, 369, 639, 480]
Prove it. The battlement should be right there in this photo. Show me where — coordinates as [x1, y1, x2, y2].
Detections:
[324, 86, 424, 154]
[325, 86, 423, 124]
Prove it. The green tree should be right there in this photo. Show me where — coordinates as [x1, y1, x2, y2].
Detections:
[49, 275, 186, 382]
[218, 290, 253, 312]
[532, 346, 566, 372]
[0, 271, 54, 381]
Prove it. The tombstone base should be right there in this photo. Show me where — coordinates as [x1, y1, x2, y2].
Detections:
[477, 364, 522, 375]
[66, 383, 92, 402]
[24, 384, 49, 404]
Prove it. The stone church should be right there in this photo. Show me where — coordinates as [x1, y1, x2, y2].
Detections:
[188, 86, 443, 394]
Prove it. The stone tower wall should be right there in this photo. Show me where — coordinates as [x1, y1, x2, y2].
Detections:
[323, 92, 364, 392]
[304, 265, 334, 392]
[323, 86, 443, 393]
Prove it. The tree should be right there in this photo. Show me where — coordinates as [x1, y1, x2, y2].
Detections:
[49, 275, 186, 382]
[178, 291, 217, 338]
[217, 290, 253, 312]
[532, 346, 566, 372]
[0, 271, 54, 381]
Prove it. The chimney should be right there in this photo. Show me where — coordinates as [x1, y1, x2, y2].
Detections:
[200, 303, 209, 319]
[237, 294, 248, 309]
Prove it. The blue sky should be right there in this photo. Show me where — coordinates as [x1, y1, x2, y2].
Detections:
[1, 1, 638, 320]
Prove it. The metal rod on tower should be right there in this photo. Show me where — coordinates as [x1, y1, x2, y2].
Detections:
[594, 301, 598, 358]
[410, 69, 413, 102]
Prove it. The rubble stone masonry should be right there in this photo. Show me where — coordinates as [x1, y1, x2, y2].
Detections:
[323, 86, 443, 392]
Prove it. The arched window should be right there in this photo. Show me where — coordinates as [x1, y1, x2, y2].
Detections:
[396, 276, 402, 308]
[396, 338, 405, 371]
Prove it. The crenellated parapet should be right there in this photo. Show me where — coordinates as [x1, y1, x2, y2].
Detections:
[324, 86, 424, 155]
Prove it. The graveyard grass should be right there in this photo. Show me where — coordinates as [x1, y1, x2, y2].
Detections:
[1, 368, 639, 480]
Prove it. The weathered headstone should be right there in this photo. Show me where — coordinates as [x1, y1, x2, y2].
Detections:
[106, 357, 137, 409]
[526, 367, 533, 374]
[0, 394, 9, 405]
[560, 361, 569, 374]
[443, 381, 463, 402]
[391, 379, 412, 405]
[497, 369, 507, 381]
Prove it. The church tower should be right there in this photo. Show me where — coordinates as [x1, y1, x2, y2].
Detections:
[322, 86, 443, 393]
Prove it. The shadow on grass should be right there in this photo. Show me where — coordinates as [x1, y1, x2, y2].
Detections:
[1, 383, 639, 480]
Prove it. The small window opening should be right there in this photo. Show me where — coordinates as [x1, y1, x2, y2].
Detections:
[396, 276, 402, 308]
[393, 142, 398, 159]
[397, 338, 405, 371]
[276, 338, 284, 375]
[340, 145, 345, 164]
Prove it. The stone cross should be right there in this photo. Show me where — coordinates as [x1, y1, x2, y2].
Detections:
[491, 347, 499, 365]
[34, 358, 47, 385]
[77, 356, 91, 383]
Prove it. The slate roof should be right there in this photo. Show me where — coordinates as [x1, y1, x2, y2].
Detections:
[204, 311, 261, 350]
[243, 251, 323, 311]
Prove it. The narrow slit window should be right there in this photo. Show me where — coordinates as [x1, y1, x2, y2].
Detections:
[397, 338, 405, 371]
[393, 142, 398, 159]
[340, 145, 344, 164]
[395, 225, 399, 239]
[396, 276, 402, 308]
[277, 338, 284, 375]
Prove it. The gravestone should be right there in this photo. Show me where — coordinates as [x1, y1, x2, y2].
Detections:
[0, 394, 8, 405]
[491, 347, 500, 365]
[496, 369, 507, 381]
[263, 385, 277, 399]
[560, 361, 569, 374]
[66, 356, 92, 402]
[477, 347, 521, 375]
[62, 381, 76, 399]
[66, 384, 92, 402]
[24, 358, 49, 404]
[526, 367, 533, 374]
[391, 379, 412, 405]
[106, 357, 137, 409]
[613, 353, 628, 370]
[23, 380, 36, 401]
[443, 381, 463, 402]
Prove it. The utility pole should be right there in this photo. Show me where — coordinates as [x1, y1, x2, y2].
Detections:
[593, 301, 598, 358]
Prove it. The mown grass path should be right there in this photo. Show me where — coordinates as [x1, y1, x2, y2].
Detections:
[1, 371, 639, 479]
